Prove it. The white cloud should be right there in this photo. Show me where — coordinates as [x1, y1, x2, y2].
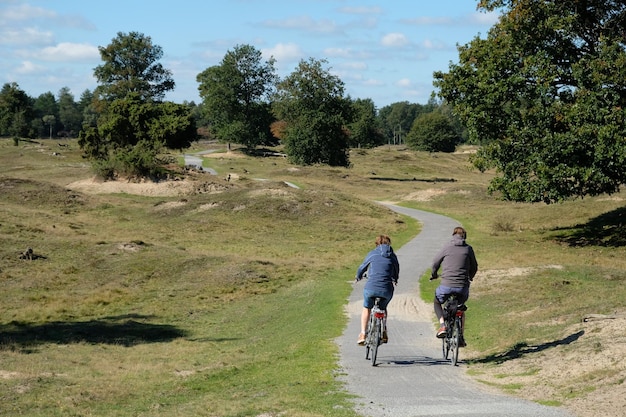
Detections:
[401, 17, 452, 25]
[381, 33, 409, 47]
[261, 16, 340, 35]
[262, 42, 303, 63]
[422, 39, 446, 50]
[338, 6, 383, 15]
[324, 47, 351, 58]
[14, 60, 46, 75]
[39, 42, 99, 62]
[1, 4, 57, 22]
[340, 61, 367, 70]
[396, 78, 412, 88]
[469, 11, 500, 25]
[363, 78, 384, 86]
[0, 27, 55, 46]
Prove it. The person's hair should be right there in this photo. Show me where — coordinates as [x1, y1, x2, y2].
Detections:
[453, 227, 466, 239]
[375, 235, 392, 246]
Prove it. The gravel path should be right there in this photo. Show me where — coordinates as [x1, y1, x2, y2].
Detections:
[336, 204, 573, 417]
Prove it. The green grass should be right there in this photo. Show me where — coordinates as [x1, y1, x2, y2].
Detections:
[1, 138, 625, 415]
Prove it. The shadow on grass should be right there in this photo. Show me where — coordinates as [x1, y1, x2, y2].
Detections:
[369, 177, 456, 183]
[469, 330, 584, 365]
[0, 315, 188, 349]
[552, 206, 626, 247]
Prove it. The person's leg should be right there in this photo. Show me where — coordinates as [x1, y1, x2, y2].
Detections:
[359, 289, 375, 344]
[434, 286, 450, 337]
[360, 307, 370, 335]
[458, 287, 469, 347]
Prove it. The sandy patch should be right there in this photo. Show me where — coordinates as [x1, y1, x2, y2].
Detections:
[204, 151, 245, 159]
[467, 266, 625, 417]
[67, 177, 198, 197]
[404, 188, 448, 202]
[66, 177, 230, 197]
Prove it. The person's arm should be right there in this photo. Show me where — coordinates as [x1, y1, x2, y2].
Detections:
[355, 254, 373, 281]
[430, 248, 446, 280]
[392, 254, 400, 285]
[468, 246, 478, 281]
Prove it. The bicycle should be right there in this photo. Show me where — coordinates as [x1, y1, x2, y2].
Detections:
[441, 295, 467, 366]
[364, 297, 386, 366]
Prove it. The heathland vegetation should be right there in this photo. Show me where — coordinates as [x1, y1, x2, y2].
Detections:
[1, 139, 624, 416]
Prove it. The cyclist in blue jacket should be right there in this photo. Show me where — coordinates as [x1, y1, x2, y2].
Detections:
[355, 234, 399, 345]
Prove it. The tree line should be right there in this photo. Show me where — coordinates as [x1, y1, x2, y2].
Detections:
[2, 0, 625, 203]
[1, 33, 465, 176]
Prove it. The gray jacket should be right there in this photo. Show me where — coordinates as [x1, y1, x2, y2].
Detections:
[431, 234, 478, 288]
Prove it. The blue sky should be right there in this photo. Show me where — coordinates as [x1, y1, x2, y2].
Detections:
[0, 0, 499, 108]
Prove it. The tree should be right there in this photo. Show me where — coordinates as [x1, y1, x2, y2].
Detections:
[405, 111, 459, 152]
[273, 58, 352, 166]
[79, 94, 195, 178]
[58, 87, 83, 136]
[377, 101, 427, 145]
[93, 31, 175, 101]
[80, 32, 195, 179]
[434, 0, 626, 203]
[348, 98, 385, 148]
[32, 91, 59, 138]
[197, 44, 278, 149]
[0, 82, 34, 138]
[42, 115, 56, 139]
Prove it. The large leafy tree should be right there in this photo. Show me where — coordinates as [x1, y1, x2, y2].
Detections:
[197, 44, 278, 149]
[273, 58, 352, 166]
[80, 32, 195, 178]
[434, 0, 626, 203]
[0, 82, 34, 138]
[93, 31, 175, 101]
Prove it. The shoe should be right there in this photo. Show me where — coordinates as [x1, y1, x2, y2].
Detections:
[436, 325, 447, 338]
[459, 337, 466, 348]
[357, 333, 366, 345]
[382, 330, 388, 343]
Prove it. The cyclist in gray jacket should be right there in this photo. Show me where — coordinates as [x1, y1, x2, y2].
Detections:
[355, 234, 399, 345]
[430, 227, 478, 343]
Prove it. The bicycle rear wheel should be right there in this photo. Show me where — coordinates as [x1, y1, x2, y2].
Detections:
[451, 318, 461, 366]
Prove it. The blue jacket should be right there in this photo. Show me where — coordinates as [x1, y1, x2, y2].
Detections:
[356, 244, 399, 293]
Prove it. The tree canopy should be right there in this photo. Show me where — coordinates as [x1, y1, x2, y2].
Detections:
[405, 111, 459, 153]
[94, 31, 175, 102]
[0, 82, 34, 138]
[273, 58, 352, 166]
[348, 98, 385, 148]
[435, 0, 626, 203]
[196, 44, 277, 148]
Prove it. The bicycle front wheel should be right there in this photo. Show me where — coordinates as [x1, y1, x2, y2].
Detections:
[370, 319, 380, 366]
